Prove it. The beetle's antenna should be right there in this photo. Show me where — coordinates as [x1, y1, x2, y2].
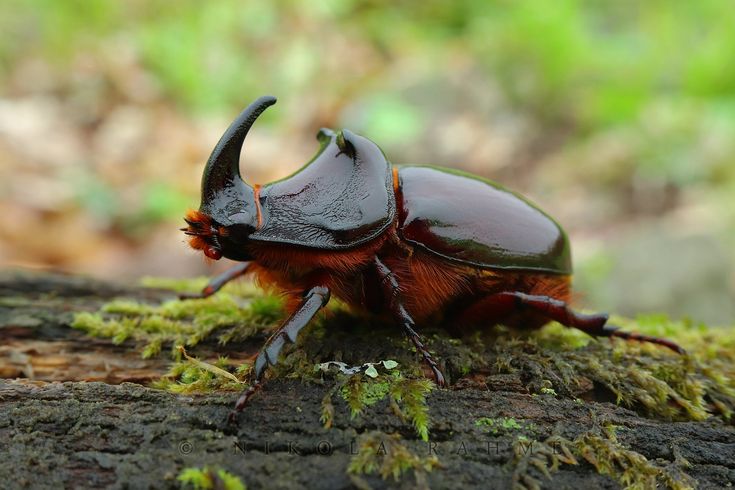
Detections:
[181, 209, 214, 237]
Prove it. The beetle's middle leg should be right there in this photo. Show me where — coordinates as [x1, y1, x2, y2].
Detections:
[179, 262, 251, 299]
[374, 257, 446, 386]
[229, 284, 331, 423]
[468, 291, 685, 354]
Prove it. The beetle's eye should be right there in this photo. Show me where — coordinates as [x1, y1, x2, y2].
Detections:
[204, 246, 222, 260]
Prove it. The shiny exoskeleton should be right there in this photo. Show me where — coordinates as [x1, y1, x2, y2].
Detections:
[182, 96, 684, 422]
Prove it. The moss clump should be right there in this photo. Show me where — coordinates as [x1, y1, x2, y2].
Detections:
[389, 375, 434, 442]
[347, 431, 439, 485]
[340, 373, 392, 417]
[140, 276, 258, 297]
[151, 347, 250, 394]
[574, 423, 696, 490]
[177, 466, 245, 490]
[318, 361, 434, 441]
[512, 434, 578, 490]
[71, 276, 735, 428]
[510, 423, 696, 490]
[71, 284, 283, 359]
[539, 385, 558, 396]
[482, 314, 735, 422]
[475, 417, 538, 436]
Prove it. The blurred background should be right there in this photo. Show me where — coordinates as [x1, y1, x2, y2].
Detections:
[0, 0, 733, 324]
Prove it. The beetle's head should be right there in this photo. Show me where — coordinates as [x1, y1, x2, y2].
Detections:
[182, 95, 276, 261]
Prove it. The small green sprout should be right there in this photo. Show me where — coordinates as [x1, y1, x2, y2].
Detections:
[151, 346, 248, 394]
[318, 360, 434, 441]
[348, 432, 439, 483]
[177, 466, 245, 490]
[474, 417, 536, 435]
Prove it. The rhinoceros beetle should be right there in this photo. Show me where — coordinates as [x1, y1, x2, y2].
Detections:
[182, 95, 684, 422]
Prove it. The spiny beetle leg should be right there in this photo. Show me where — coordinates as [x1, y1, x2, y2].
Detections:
[595, 324, 687, 355]
[374, 257, 446, 387]
[179, 262, 251, 300]
[486, 291, 685, 354]
[228, 284, 331, 424]
[403, 322, 446, 387]
[228, 380, 261, 424]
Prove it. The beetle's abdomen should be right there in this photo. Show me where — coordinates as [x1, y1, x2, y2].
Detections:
[397, 166, 571, 274]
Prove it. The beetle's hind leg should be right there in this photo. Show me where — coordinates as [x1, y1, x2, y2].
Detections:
[374, 257, 446, 386]
[228, 284, 331, 424]
[583, 322, 686, 354]
[471, 292, 686, 354]
[179, 262, 251, 299]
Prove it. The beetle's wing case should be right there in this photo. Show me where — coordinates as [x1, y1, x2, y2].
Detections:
[397, 166, 572, 274]
[251, 129, 396, 249]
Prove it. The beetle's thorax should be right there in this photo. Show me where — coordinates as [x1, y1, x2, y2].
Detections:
[247, 130, 396, 251]
[186, 95, 400, 262]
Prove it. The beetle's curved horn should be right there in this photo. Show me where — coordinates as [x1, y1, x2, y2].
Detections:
[201, 95, 277, 202]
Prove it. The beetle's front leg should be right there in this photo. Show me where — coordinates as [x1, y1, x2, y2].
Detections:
[374, 257, 446, 387]
[179, 262, 251, 299]
[229, 284, 331, 423]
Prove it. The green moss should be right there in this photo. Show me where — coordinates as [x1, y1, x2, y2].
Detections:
[477, 416, 522, 430]
[246, 295, 286, 324]
[429, 331, 488, 377]
[270, 342, 322, 382]
[475, 417, 538, 436]
[388, 376, 434, 442]
[151, 349, 249, 394]
[71, 281, 284, 361]
[573, 424, 696, 490]
[341, 374, 392, 417]
[320, 388, 336, 430]
[140, 277, 259, 297]
[512, 434, 578, 490]
[481, 314, 735, 422]
[539, 381, 558, 396]
[347, 431, 439, 484]
[434, 316, 728, 422]
[72, 277, 735, 429]
[510, 422, 696, 490]
[317, 362, 434, 442]
[177, 466, 245, 490]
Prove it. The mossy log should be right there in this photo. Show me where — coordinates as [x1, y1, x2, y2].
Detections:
[1, 269, 734, 489]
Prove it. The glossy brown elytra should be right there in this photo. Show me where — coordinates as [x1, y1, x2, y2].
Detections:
[181, 96, 685, 423]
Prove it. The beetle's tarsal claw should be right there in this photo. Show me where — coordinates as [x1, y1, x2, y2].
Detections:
[432, 367, 447, 387]
[232, 380, 262, 415]
[336, 130, 356, 159]
[227, 411, 240, 426]
[603, 323, 686, 355]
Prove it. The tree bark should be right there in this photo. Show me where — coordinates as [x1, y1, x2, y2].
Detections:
[1, 270, 733, 489]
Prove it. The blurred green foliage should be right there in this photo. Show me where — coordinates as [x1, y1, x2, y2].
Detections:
[3, 0, 733, 118]
[2, 0, 734, 320]
[4, 0, 734, 193]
